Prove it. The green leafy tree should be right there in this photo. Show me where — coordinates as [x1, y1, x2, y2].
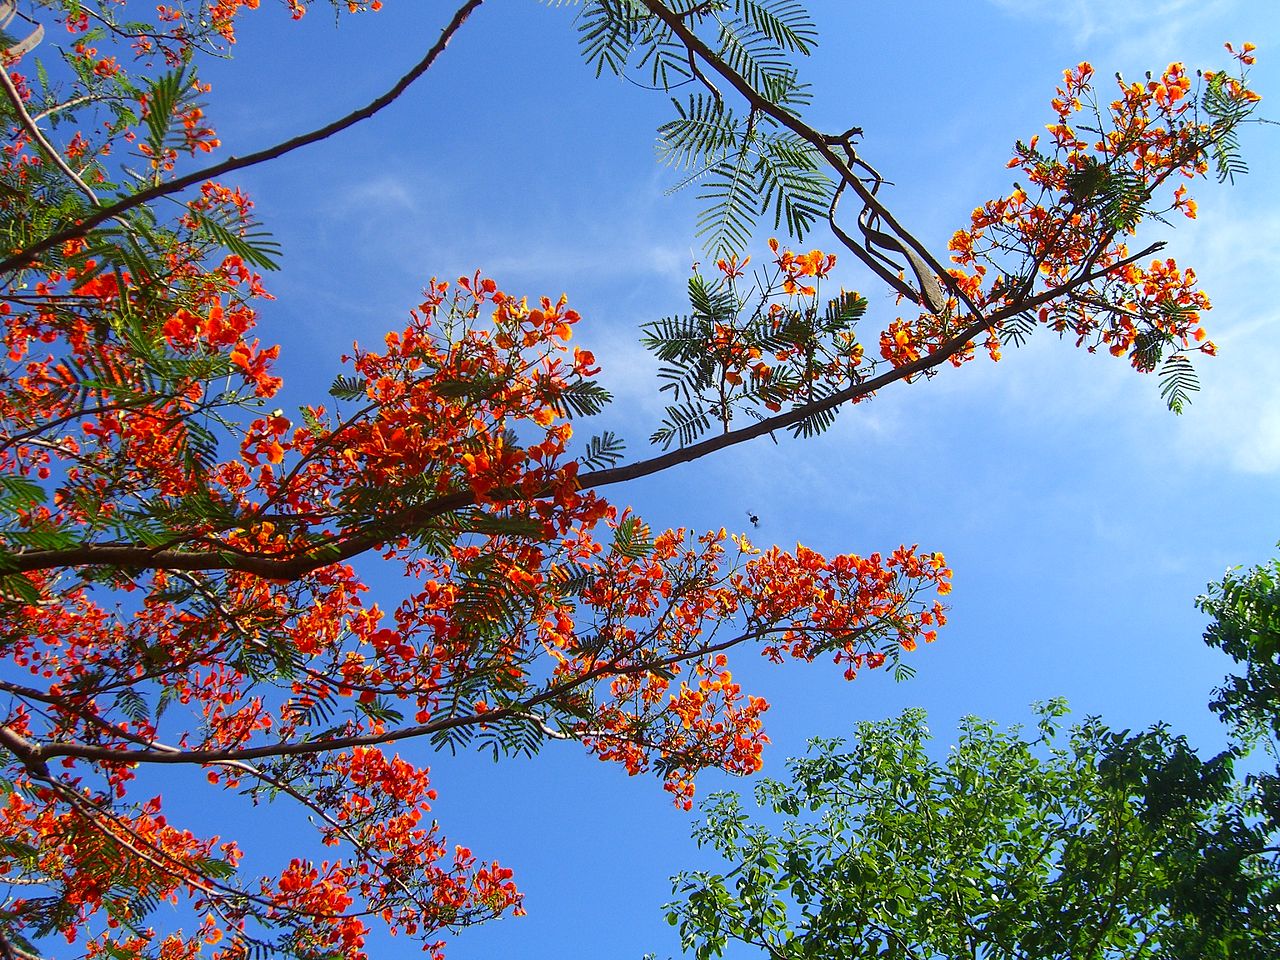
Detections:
[664, 555, 1280, 959]
[1201, 552, 1280, 749]
[666, 702, 1279, 959]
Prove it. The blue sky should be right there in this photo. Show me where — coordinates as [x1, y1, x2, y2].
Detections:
[174, 1, 1280, 956]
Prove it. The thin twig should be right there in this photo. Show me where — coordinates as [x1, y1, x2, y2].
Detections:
[0, 0, 484, 274]
[0, 66, 100, 204]
[636, 0, 977, 317]
[36, 622, 805, 766]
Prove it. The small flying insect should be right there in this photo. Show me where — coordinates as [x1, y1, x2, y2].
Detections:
[745, 510, 760, 528]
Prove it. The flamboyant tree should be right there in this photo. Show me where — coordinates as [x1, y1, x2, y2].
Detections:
[0, 0, 1261, 958]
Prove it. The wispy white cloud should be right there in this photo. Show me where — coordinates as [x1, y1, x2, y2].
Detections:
[1165, 201, 1280, 474]
[984, 0, 1230, 52]
[575, 319, 665, 420]
[304, 164, 691, 288]
[478, 240, 685, 285]
[328, 174, 427, 217]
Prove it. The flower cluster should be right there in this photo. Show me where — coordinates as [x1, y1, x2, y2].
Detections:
[939, 47, 1260, 381]
[643, 242, 875, 444]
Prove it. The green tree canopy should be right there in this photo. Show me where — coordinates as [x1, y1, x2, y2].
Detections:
[664, 554, 1280, 960]
[667, 699, 1279, 959]
[1202, 552, 1280, 748]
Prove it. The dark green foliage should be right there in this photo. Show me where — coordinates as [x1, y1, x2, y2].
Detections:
[1064, 158, 1147, 232]
[575, 0, 652, 79]
[1202, 72, 1254, 184]
[1158, 352, 1200, 414]
[694, 150, 761, 257]
[189, 209, 282, 272]
[0, 571, 42, 603]
[662, 554, 1280, 959]
[548, 378, 613, 418]
[282, 680, 339, 730]
[659, 96, 742, 171]
[730, 0, 817, 54]
[328, 374, 368, 400]
[580, 430, 626, 469]
[112, 688, 151, 726]
[0, 475, 47, 517]
[783, 383, 835, 438]
[613, 514, 654, 559]
[140, 69, 199, 179]
[650, 400, 713, 448]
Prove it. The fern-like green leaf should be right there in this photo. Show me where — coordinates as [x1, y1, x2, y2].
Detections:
[550, 379, 613, 418]
[824, 289, 868, 330]
[657, 95, 739, 170]
[576, 0, 648, 77]
[465, 512, 546, 537]
[652, 401, 713, 448]
[717, 20, 794, 103]
[190, 211, 282, 271]
[1158, 352, 1200, 414]
[580, 430, 626, 469]
[1201, 72, 1257, 184]
[141, 68, 187, 161]
[0, 475, 46, 513]
[613, 514, 654, 559]
[0, 572, 41, 604]
[113, 688, 151, 726]
[757, 133, 830, 240]
[329, 374, 368, 400]
[733, 0, 817, 54]
[696, 149, 760, 259]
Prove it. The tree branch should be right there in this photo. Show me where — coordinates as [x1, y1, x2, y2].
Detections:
[0, 239, 1161, 580]
[33, 624, 792, 767]
[635, 0, 971, 316]
[0, 61, 100, 204]
[0, 0, 484, 275]
[0, 724, 48, 777]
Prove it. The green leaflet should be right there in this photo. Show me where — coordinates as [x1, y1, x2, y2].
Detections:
[572, 0, 827, 256]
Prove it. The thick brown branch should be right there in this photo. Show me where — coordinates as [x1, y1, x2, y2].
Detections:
[1, 241, 1161, 580]
[549, 241, 1163, 485]
[0, 0, 483, 275]
[0, 486, 467, 577]
[0, 931, 40, 960]
[0, 724, 48, 776]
